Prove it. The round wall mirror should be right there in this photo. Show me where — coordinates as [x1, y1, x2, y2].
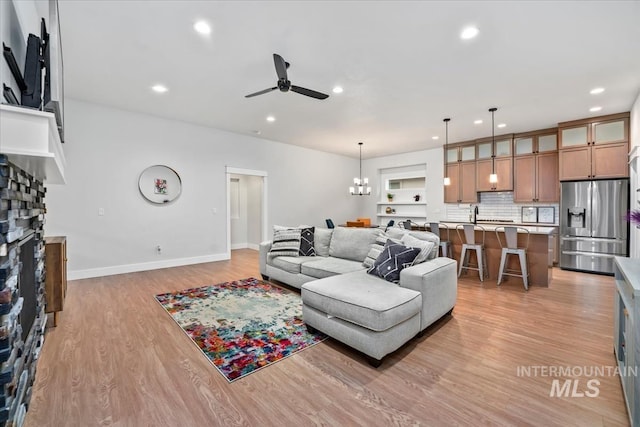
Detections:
[138, 165, 182, 204]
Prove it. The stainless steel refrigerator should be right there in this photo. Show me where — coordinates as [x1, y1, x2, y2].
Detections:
[560, 179, 629, 275]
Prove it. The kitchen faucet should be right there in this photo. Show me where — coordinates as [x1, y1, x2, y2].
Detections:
[472, 205, 479, 225]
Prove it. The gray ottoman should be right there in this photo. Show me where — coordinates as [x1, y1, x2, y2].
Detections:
[301, 270, 422, 366]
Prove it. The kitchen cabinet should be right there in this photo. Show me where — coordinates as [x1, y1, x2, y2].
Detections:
[444, 162, 477, 203]
[445, 141, 477, 203]
[514, 129, 559, 202]
[476, 157, 513, 192]
[613, 257, 640, 426]
[514, 152, 559, 202]
[514, 129, 557, 156]
[558, 113, 629, 180]
[559, 142, 628, 180]
[475, 135, 513, 192]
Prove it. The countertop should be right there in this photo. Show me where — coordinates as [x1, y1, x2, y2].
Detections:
[615, 257, 640, 292]
[439, 222, 556, 235]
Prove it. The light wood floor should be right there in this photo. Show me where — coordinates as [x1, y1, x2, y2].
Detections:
[25, 250, 629, 426]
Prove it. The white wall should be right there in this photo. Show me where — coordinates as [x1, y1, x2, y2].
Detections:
[629, 90, 640, 259]
[361, 147, 445, 224]
[45, 99, 360, 279]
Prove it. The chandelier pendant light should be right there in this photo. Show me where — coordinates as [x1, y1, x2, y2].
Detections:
[443, 118, 451, 186]
[489, 107, 498, 184]
[350, 142, 371, 196]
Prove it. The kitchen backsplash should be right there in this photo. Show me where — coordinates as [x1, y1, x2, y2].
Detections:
[444, 192, 560, 225]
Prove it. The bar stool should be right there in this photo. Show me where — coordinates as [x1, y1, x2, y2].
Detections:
[429, 222, 452, 258]
[495, 226, 530, 291]
[456, 224, 488, 281]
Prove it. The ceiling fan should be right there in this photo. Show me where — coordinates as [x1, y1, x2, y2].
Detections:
[245, 53, 329, 100]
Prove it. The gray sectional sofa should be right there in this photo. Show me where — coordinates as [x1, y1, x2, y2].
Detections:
[259, 226, 457, 366]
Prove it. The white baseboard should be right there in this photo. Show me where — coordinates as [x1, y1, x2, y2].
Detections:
[231, 243, 259, 251]
[68, 253, 229, 281]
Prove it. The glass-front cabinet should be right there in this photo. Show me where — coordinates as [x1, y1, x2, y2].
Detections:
[446, 143, 475, 163]
[515, 129, 558, 156]
[476, 135, 512, 160]
[559, 114, 629, 148]
[558, 113, 629, 180]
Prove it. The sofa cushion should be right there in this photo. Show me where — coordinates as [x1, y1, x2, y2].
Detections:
[301, 271, 421, 332]
[301, 257, 365, 279]
[314, 228, 333, 257]
[367, 240, 420, 283]
[269, 255, 318, 274]
[270, 228, 302, 257]
[329, 227, 382, 262]
[401, 234, 435, 265]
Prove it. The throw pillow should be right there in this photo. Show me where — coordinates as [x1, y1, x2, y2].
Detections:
[401, 234, 435, 265]
[299, 227, 316, 256]
[314, 228, 333, 257]
[362, 235, 401, 268]
[269, 228, 302, 257]
[367, 240, 420, 283]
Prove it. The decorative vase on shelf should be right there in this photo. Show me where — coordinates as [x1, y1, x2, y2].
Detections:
[385, 207, 393, 214]
[414, 194, 421, 202]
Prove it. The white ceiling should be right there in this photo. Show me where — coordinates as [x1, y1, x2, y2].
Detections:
[58, 1, 640, 159]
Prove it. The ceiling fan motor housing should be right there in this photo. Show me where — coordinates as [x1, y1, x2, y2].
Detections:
[278, 79, 291, 92]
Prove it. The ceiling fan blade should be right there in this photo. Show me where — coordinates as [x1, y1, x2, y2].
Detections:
[273, 53, 288, 81]
[245, 87, 278, 98]
[291, 85, 329, 100]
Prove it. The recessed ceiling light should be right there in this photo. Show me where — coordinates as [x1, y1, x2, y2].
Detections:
[590, 106, 602, 112]
[151, 84, 168, 93]
[194, 20, 211, 35]
[460, 26, 479, 40]
[332, 86, 343, 94]
[266, 116, 276, 122]
[474, 119, 483, 125]
[590, 87, 605, 95]
[432, 136, 439, 140]
[497, 123, 506, 128]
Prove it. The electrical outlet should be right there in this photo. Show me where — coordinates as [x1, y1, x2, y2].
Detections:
[212, 208, 217, 214]
[98, 207, 105, 216]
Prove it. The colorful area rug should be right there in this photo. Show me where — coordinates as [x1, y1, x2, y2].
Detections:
[154, 277, 326, 382]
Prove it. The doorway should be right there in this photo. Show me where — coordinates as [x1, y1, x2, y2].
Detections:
[225, 167, 268, 259]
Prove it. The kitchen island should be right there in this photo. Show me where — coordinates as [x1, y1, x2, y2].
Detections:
[436, 222, 555, 287]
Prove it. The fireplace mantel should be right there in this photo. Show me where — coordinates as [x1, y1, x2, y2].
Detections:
[0, 104, 66, 184]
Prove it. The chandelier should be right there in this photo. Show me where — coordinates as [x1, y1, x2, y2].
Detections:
[350, 142, 371, 196]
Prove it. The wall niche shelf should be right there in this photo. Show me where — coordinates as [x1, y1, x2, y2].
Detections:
[377, 202, 426, 206]
[378, 164, 427, 225]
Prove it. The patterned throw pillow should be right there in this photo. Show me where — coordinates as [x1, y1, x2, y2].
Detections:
[269, 228, 302, 257]
[367, 240, 420, 283]
[299, 227, 316, 256]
